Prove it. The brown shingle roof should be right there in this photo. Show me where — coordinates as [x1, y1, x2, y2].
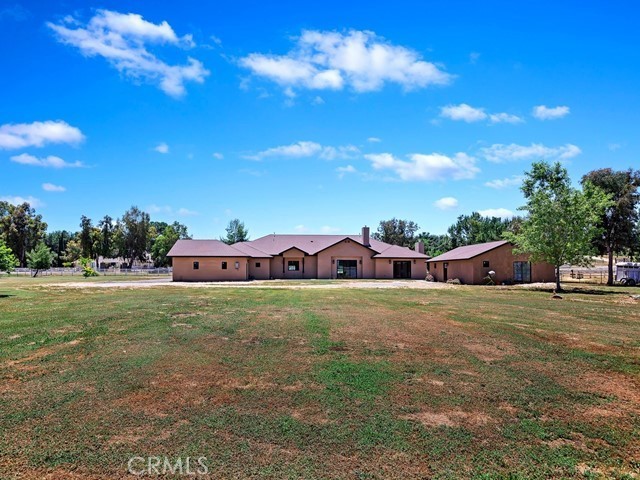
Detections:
[429, 240, 509, 262]
[231, 242, 273, 258]
[167, 239, 254, 257]
[372, 244, 429, 259]
[167, 234, 430, 259]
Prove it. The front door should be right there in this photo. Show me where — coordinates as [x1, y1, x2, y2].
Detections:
[443, 262, 448, 282]
[393, 261, 411, 279]
[337, 260, 357, 279]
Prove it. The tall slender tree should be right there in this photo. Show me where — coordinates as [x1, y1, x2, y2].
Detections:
[221, 219, 249, 245]
[581, 168, 640, 285]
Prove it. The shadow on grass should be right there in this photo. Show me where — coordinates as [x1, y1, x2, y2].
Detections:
[523, 286, 634, 296]
[0, 294, 14, 298]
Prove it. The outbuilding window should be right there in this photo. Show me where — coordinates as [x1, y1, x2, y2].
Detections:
[256, 262, 261, 268]
[222, 261, 227, 270]
[483, 260, 490, 268]
[193, 261, 199, 270]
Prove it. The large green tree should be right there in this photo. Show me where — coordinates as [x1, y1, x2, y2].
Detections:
[221, 219, 249, 245]
[0, 202, 47, 267]
[447, 212, 515, 248]
[117, 207, 151, 267]
[151, 222, 190, 267]
[415, 232, 451, 257]
[506, 161, 612, 292]
[581, 168, 640, 285]
[26, 242, 55, 277]
[372, 218, 419, 247]
[0, 241, 18, 274]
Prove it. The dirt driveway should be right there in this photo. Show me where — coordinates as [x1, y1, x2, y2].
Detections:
[45, 278, 454, 290]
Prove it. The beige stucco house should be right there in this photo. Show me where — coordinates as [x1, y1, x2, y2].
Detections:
[167, 227, 429, 281]
[428, 240, 555, 285]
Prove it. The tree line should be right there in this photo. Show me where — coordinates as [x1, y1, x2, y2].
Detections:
[0, 204, 191, 276]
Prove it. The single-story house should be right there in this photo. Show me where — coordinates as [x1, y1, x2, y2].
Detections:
[427, 240, 555, 285]
[167, 226, 429, 281]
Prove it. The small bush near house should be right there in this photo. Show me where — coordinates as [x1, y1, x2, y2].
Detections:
[425, 273, 435, 282]
[446, 278, 462, 285]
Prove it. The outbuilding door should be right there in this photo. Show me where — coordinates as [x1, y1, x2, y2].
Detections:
[393, 261, 411, 279]
[513, 261, 531, 283]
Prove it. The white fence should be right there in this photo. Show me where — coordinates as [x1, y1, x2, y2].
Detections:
[10, 267, 172, 276]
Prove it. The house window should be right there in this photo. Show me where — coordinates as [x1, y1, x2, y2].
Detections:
[256, 262, 261, 268]
[288, 260, 300, 271]
[483, 260, 490, 268]
[193, 261, 199, 270]
[222, 261, 227, 270]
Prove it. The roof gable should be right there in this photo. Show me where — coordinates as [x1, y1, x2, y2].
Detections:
[373, 244, 430, 259]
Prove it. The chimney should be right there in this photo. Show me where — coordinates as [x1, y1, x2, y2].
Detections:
[415, 241, 425, 254]
[362, 226, 370, 246]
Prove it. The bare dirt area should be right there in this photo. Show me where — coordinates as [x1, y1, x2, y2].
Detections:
[42, 278, 454, 290]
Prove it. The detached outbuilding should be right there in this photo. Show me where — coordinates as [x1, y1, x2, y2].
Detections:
[428, 240, 555, 285]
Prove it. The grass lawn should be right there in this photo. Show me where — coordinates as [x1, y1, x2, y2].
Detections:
[0, 279, 639, 479]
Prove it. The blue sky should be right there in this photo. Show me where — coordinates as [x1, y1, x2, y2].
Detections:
[1, 1, 639, 238]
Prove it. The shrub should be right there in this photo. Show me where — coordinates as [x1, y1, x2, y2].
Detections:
[446, 278, 462, 285]
[425, 274, 435, 282]
[79, 257, 99, 278]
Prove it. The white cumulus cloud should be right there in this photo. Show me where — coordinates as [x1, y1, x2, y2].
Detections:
[364, 152, 479, 181]
[154, 142, 169, 153]
[240, 29, 453, 94]
[478, 208, 514, 219]
[480, 143, 581, 163]
[48, 10, 209, 97]
[212, 152, 224, 159]
[147, 204, 198, 217]
[0, 195, 44, 208]
[532, 105, 570, 120]
[484, 175, 523, 189]
[10, 153, 84, 168]
[440, 103, 487, 122]
[488, 112, 524, 124]
[440, 104, 522, 124]
[246, 141, 359, 161]
[0, 120, 84, 149]
[42, 183, 66, 192]
[434, 197, 459, 210]
[336, 165, 357, 179]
